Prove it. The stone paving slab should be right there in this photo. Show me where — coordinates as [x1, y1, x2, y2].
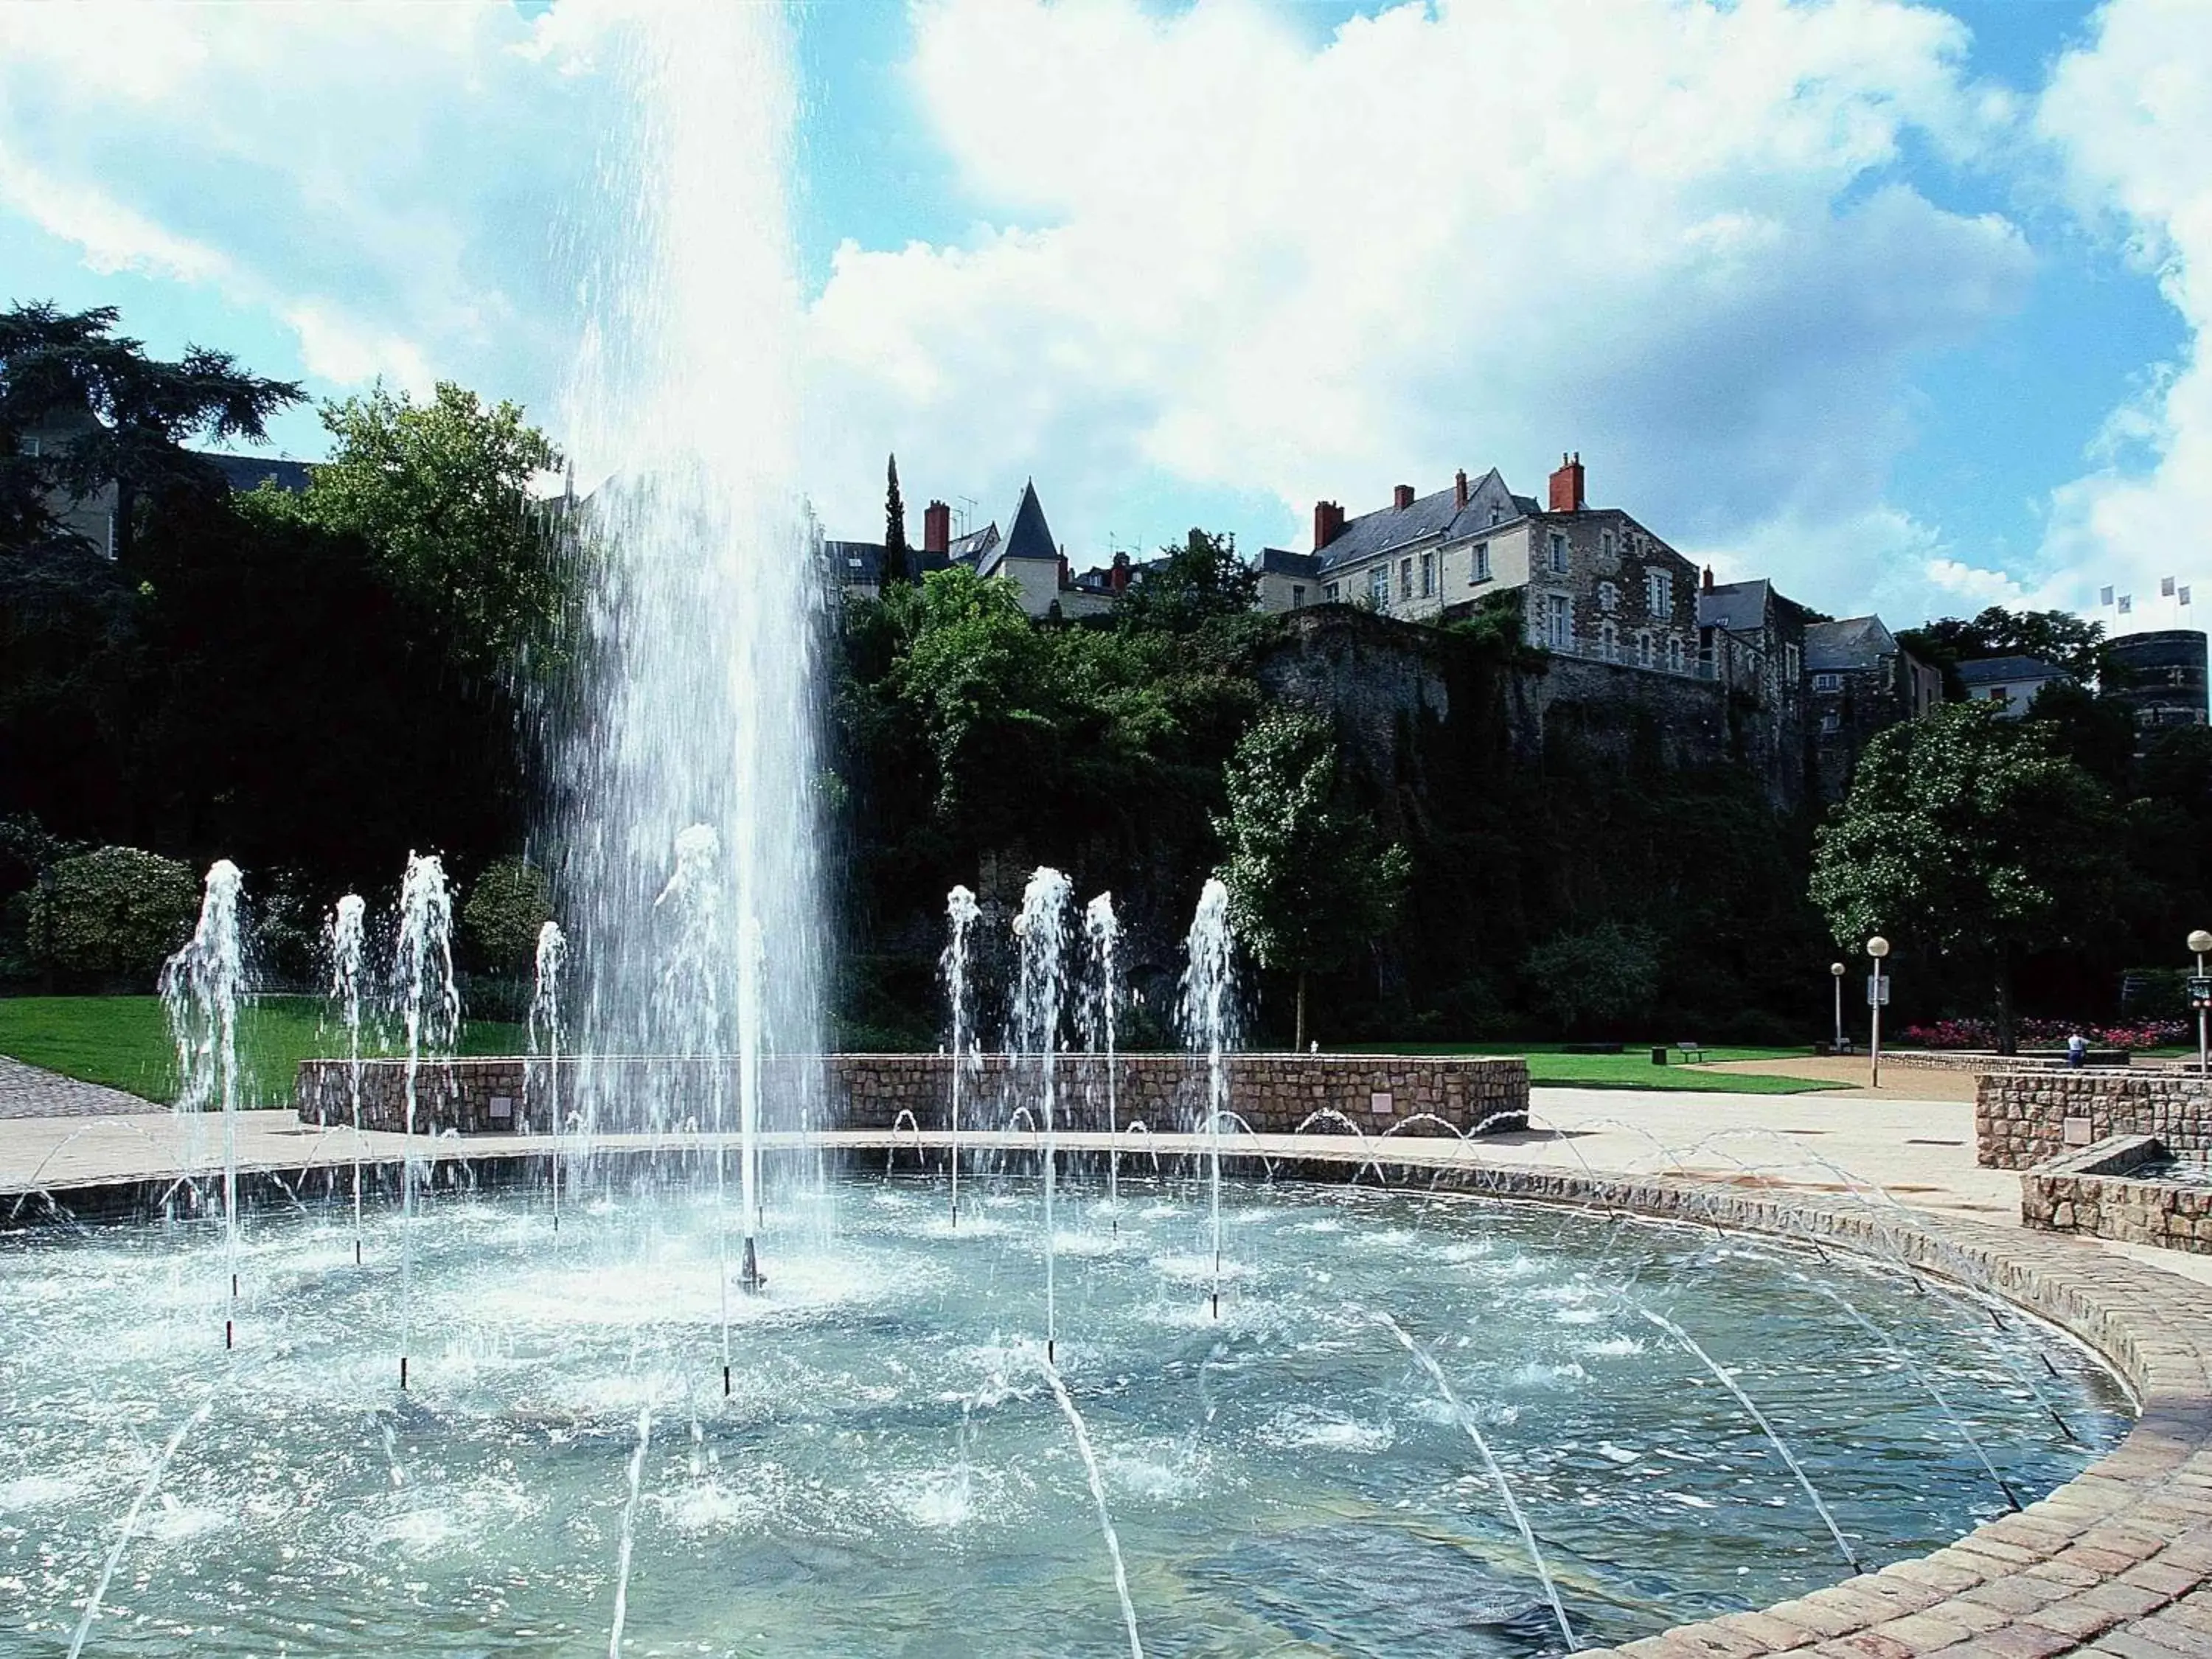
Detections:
[0, 1054, 156, 1120]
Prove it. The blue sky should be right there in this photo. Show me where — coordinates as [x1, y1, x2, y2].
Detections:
[3, 0, 2208, 630]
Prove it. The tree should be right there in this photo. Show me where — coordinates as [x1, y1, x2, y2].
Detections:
[1, 301, 302, 562]
[264, 382, 564, 672]
[1116, 529, 1257, 633]
[1810, 702, 2124, 1054]
[462, 856, 553, 975]
[1214, 707, 1409, 1048]
[1524, 922, 1661, 1036]
[1900, 606, 2109, 694]
[24, 845, 198, 983]
[883, 453, 910, 588]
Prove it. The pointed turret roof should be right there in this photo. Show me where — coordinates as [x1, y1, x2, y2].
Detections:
[996, 479, 1058, 566]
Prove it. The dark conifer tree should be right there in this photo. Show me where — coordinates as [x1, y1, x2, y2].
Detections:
[883, 453, 910, 587]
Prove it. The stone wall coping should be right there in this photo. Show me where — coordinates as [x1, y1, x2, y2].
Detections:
[2037, 1133, 2166, 1179]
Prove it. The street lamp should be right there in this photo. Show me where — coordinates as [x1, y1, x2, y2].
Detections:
[1830, 962, 1846, 1053]
[2190, 930, 2212, 1078]
[1867, 936, 1891, 1088]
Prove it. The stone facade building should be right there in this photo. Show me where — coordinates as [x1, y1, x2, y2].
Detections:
[1804, 615, 1944, 800]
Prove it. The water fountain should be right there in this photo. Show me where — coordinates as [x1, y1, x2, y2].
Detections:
[159, 859, 245, 1344]
[0, 5, 2154, 1652]
[393, 852, 459, 1389]
[943, 885, 980, 1228]
[529, 918, 566, 1228]
[325, 894, 367, 1263]
[1013, 868, 1074, 1360]
[1180, 877, 1234, 1319]
[1082, 891, 1121, 1220]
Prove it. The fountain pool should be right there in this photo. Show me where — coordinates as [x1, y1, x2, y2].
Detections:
[1, 1175, 2127, 1657]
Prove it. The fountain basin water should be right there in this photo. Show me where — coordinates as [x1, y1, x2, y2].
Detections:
[0, 1175, 2125, 1657]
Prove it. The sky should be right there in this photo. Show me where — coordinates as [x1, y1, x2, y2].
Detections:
[1, 0, 2206, 633]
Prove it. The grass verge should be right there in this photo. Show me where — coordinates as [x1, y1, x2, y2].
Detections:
[0, 995, 524, 1107]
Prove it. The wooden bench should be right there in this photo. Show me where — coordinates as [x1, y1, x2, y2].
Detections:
[1675, 1040, 1705, 1064]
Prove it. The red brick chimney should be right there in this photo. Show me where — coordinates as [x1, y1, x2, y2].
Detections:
[1059, 551, 1071, 589]
[1454, 469, 1470, 509]
[1702, 565, 1714, 593]
[1548, 452, 1585, 513]
[1313, 500, 1346, 551]
[1394, 484, 1416, 510]
[923, 499, 951, 556]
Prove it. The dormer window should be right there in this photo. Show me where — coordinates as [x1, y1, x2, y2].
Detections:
[1489, 505, 1503, 526]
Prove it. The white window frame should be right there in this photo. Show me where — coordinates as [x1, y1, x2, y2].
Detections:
[1548, 532, 1568, 574]
[1599, 619, 1618, 661]
[1597, 581, 1618, 613]
[1812, 671, 1841, 692]
[1369, 566, 1389, 606]
[1419, 550, 1434, 597]
[1666, 636, 1683, 673]
[1470, 541, 1490, 582]
[1644, 568, 1670, 615]
[1324, 581, 1340, 604]
[1820, 711, 1841, 735]
[1546, 592, 1571, 649]
[1291, 584, 1306, 608]
[1635, 630, 1654, 667]
[1399, 557, 1413, 600]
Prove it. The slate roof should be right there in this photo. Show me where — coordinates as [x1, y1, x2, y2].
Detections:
[1696, 578, 1773, 634]
[1956, 654, 2070, 686]
[196, 452, 316, 493]
[1259, 547, 1320, 580]
[1312, 468, 1540, 575]
[947, 523, 998, 565]
[827, 539, 887, 583]
[1804, 616, 1898, 673]
[980, 481, 1059, 578]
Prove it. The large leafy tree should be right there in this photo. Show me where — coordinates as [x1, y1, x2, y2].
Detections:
[266, 382, 565, 672]
[1900, 605, 2109, 693]
[1214, 707, 1408, 1048]
[1116, 529, 1257, 633]
[0, 301, 301, 561]
[1810, 701, 2124, 1053]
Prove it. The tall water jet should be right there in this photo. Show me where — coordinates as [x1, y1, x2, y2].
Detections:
[394, 853, 459, 1390]
[1180, 878, 1235, 1318]
[942, 886, 980, 1228]
[326, 894, 367, 1264]
[1082, 892, 1121, 1220]
[548, 1, 824, 1196]
[1014, 869, 1074, 1360]
[737, 913, 765, 1295]
[160, 860, 245, 1343]
[653, 826, 749, 1370]
[529, 919, 567, 1229]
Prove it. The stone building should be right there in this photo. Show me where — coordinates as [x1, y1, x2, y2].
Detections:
[2104, 629, 2209, 734]
[834, 481, 1113, 619]
[1302, 455, 1707, 677]
[1803, 616, 1944, 799]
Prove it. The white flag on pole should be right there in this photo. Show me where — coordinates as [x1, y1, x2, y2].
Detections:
[2119, 594, 2134, 614]
[2163, 576, 2177, 597]
[2100, 585, 2115, 607]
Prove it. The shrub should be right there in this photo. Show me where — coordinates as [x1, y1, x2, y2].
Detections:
[1524, 921, 1660, 1036]
[25, 846, 201, 981]
[461, 857, 553, 975]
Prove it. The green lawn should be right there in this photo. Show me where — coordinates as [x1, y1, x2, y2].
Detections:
[0, 995, 525, 1107]
[1340, 1041, 1848, 1094]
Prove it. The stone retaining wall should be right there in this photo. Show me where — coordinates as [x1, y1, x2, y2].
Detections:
[2023, 1133, 2212, 1255]
[1977, 1067, 2212, 1168]
[294, 1052, 1531, 1140]
[1888, 1049, 2132, 1073]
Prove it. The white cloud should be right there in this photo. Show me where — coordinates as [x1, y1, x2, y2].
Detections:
[2033, 0, 2212, 636]
[802, 0, 2030, 618]
[0, 0, 619, 419]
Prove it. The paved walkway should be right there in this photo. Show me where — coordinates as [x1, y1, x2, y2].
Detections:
[0, 1054, 156, 1120]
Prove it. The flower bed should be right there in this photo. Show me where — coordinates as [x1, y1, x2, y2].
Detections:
[1899, 1016, 2187, 1052]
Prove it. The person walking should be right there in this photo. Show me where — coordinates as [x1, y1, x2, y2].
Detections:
[2067, 1031, 2088, 1069]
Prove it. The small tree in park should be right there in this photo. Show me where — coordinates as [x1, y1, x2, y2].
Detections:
[1809, 701, 2122, 1055]
[1214, 708, 1408, 1049]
